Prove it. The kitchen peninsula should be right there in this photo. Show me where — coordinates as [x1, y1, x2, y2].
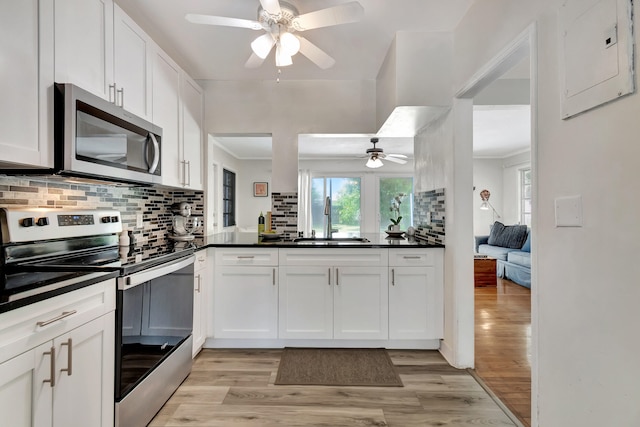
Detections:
[197, 232, 444, 351]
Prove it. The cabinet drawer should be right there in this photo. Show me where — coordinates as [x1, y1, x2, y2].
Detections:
[214, 248, 278, 266]
[279, 248, 388, 267]
[389, 249, 442, 267]
[194, 250, 208, 271]
[0, 278, 116, 364]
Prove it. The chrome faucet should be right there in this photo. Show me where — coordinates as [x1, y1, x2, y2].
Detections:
[324, 196, 333, 239]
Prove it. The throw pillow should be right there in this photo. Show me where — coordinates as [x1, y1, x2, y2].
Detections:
[521, 231, 531, 252]
[487, 221, 529, 249]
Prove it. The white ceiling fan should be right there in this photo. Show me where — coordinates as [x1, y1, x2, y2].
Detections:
[365, 138, 408, 168]
[185, 0, 364, 69]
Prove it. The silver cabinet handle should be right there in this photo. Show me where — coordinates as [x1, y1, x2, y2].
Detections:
[148, 133, 160, 174]
[198, 256, 206, 262]
[109, 84, 116, 103]
[43, 347, 56, 387]
[392, 268, 395, 286]
[237, 256, 255, 259]
[117, 87, 124, 108]
[180, 160, 187, 186]
[60, 339, 72, 376]
[336, 268, 339, 286]
[272, 268, 276, 286]
[36, 310, 77, 327]
[195, 274, 201, 293]
[186, 161, 191, 186]
[403, 256, 421, 259]
[328, 268, 331, 286]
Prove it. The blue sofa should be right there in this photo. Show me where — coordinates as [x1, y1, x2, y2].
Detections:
[475, 222, 531, 288]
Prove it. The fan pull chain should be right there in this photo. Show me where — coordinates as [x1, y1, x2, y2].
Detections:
[276, 68, 282, 83]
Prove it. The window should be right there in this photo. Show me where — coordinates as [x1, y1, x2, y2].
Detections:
[520, 168, 531, 226]
[222, 169, 236, 227]
[379, 177, 413, 232]
[311, 177, 361, 237]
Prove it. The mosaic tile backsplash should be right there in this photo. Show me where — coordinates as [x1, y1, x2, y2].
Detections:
[0, 176, 204, 248]
[414, 188, 445, 245]
[271, 192, 298, 241]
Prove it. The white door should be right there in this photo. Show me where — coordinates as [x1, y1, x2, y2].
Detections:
[0, 349, 42, 427]
[113, 4, 151, 119]
[389, 266, 436, 339]
[181, 75, 204, 190]
[52, 313, 114, 427]
[0, 0, 53, 168]
[54, 0, 114, 100]
[214, 266, 278, 339]
[279, 266, 333, 339]
[334, 266, 388, 340]
[152, 48, 182, 188]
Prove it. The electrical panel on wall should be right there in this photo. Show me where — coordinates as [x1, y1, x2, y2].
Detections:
[559, 0, 634, 119]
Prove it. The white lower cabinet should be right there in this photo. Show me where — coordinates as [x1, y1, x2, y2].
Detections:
[0, 279, 115, 427]
[388, 249, 444, 340]
[192, 250, 211, 356]
[213, 249, 278, 339]
[278, 249, 388, 340]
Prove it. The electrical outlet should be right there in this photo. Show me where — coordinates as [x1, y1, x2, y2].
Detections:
[136, 213, 143, 228]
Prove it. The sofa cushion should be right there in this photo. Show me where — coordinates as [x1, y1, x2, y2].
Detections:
[507, 250, 531, 268]
[521, 231, 531, 252]
[487, 221, 528, 249]
[477, 244, 513, 261]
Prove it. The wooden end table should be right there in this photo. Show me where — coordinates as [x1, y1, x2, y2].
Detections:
[474, 255, 497, 287]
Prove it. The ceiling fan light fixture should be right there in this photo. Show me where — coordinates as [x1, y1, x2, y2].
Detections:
[251, 33, 275, 59]
[366, 156, 383, 169]
[275, 44, 293, 66]
[279, 31, 301, 56]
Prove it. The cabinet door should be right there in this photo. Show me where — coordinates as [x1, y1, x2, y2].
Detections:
[0, 349, 43, 427]
[153, 48, 182, 188]
[52, 312, 115, 427]
[279, 266, 333, 339]
[214, 266, 278, 339]
[114, 4, 151, 119]
[192, 263, 208, 356]
[54, 0, 114, 100]
[0, 0, 53, 168]
[389, 267, 439, 340]
[334, 266, 388, 340]
[181, 74, 204, 190]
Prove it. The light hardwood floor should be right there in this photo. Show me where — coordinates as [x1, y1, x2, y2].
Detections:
[150, 349, 516, 426]
[474, 278, 532, 427]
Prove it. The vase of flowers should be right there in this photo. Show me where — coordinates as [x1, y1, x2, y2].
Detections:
[389, 193, 405, 232]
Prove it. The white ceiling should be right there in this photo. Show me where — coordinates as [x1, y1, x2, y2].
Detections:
[116, 0, 476, 81]
[121, 0, 530, 160]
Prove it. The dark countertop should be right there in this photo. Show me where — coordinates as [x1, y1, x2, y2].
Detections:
[191, 231, 444, 249]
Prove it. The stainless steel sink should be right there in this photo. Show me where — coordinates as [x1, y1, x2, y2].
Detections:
[293, 237, 370, 245]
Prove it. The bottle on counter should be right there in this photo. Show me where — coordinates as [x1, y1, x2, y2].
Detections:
[258, 212, 265, 235]
[119, 228, 130, 247]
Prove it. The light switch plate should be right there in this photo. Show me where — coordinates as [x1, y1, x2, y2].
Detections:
[555, 195, 583, 227]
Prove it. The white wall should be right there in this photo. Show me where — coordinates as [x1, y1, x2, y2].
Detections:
[457, 1, 640, 425]
[202, 80, 377, 193]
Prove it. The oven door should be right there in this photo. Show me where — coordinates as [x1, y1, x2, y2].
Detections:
[115, 254, 194, 400]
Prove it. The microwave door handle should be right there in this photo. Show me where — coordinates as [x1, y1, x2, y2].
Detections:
[147, 133, 160, 174]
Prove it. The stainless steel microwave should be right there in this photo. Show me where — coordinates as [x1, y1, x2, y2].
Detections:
[52, 83, 162, 185]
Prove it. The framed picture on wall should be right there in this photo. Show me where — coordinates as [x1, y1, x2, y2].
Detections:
[253, 182, 268, 197]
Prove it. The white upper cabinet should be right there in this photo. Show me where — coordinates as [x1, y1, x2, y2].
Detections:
[113, 4, 152, 120]
[152, 46, 204, 190]
[55, 0, 152, 120]
[0, 0, 53, 168]
[54, 0, 114, 101]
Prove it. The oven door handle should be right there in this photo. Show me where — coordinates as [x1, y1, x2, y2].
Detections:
[118, 255, 195, 290]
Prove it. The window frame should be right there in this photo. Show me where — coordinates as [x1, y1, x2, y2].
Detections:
[310, 173, 364, 237]
[520, 167, 532, 226]
[222, 168, 236, 228]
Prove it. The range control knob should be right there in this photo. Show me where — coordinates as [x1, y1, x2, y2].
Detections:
[20, 217, 35, 227]
[101, 216, 112, 223]
[111, 216, 119, 223]
[36, 217, 50, 227]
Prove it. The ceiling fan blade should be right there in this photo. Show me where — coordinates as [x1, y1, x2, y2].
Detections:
[292, 1, 364, 31]
[297, 36, 335, 69]
[259, 0, 282, 16]
[382, 155, 407, 165]
[185, 14, 262, 30]
[245, 52, 266, 68]
[387, 153, 408, 159]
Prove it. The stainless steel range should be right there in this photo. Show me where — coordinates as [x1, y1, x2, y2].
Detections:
[0, 208, 195, 427]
